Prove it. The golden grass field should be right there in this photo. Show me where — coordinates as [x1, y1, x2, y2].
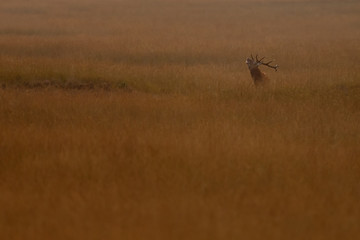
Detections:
[1, 0, 360, 239]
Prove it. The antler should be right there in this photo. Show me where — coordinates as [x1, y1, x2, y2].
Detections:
[255, 55, 279, 71]
[262, 60, 279, 71]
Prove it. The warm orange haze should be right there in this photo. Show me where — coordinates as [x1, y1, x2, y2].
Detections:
[1, 0, 360, 239]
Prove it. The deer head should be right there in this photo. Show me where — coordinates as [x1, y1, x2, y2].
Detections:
[245, 54, 278, 86]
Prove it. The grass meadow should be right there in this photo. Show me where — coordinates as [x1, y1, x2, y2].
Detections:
[1, 0, 360, 239]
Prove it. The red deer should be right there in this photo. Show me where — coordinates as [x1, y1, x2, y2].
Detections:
[245, 54, 279, 86]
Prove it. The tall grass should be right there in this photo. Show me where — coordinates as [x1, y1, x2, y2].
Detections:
[0, 0, 360, 239]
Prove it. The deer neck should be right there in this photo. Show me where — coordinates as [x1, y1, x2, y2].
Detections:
[250, 67, 268, 85]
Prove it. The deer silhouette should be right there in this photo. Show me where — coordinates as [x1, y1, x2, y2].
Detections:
[245, 54, 278, 86]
